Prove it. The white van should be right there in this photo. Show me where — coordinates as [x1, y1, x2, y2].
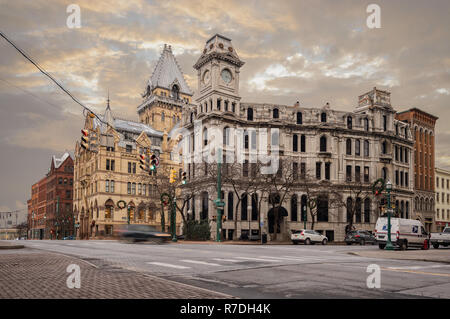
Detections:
[374, 217, 430, 250]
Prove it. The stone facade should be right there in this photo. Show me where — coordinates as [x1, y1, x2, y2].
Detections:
[74, 45, 191, 239]
[180, 34, 415, 242]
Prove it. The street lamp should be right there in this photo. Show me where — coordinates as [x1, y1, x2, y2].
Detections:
[303, 205, 307, 229]
[385, 180, 394, 251]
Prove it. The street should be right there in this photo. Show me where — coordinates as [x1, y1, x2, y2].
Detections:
[3, 240, 448, 299]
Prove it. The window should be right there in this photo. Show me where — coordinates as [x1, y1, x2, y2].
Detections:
[400, 171, 404, 186]
[321, 112, 327, 123]
[133, 163, 136, 174]
[227, 192, 234, 220]
[273, 108, 279, 119]
[325, 162, 330, 180]
[383, 115, 387, 131]
[381, 141, 387, 154]
[203, 128, 208, 146]
[296, 112, 302, 124]
[105, 180, 109, 192]
[161, 112, 165, 122]
[247, 108, 253, 121]
[132, 183, 136, 195]
[355, 198, 362, 223]
[244, 134, 249, 149]
[138, 183, 142, 195]
[355, 140, 360, 156]
[110, 160, 115, 171]
[224, 101, 229, 111]
[301, 135, 306, 152]
[293, 162, 299, 180]
[346, 139, 352, 155]
[382, 167, 388, 181]
[243, 160, 249, 177]
[355, 166, 361, 183]
[316, 162, 321, 179]
[346, 165, 352, 182]
[128, 162, 132, 173]
[364, 118, 369, 131]
[217, 99, 221, 110]
[223, 127, 230, 146]
[127, 182, 131, 195]
[320, 136, 327, 152]
[347, 116, 352, 129]
[66, 190, 71, 199]
[364, 198, 370, 223]
[291, 195, 298, 222]
[110, 180, 115, 193]
[405, 149, 408, 163]
[395, 170, 399, 185]
[364, 167, 369, 183]
[364, 140, 369, 157]
[301, 163, 306, 179]
[293, 134, 298, 152]
[126, 144, 132, 153]
[59, 178, 63, 184]
[395, 146, 399, 161]
[241, 194, 248, 220]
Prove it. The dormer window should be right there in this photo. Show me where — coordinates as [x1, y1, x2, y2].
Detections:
[171, 84, 180, 100]
[247, 108, 254, 121]
[273, 108, 279, 119]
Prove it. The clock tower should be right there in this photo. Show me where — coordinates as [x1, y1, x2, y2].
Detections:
[193, 34, 245, 115]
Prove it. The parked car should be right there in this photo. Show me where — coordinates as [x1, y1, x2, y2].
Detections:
[114, 224, 171, 243]
[375, 217, 430, 250]
[430, 227, 450, 249]
[63, 235, 74, 240]
[345, 230, 376, 245]
[291, 229, 328, 245]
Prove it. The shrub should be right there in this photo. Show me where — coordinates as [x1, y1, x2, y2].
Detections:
[185, 219, 211, 241]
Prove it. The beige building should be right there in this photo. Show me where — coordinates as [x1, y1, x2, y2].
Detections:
[74, 45, 192, 239]
[435, 167, 450, 231]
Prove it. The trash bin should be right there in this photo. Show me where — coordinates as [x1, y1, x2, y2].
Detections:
[261, 233, 267, 244]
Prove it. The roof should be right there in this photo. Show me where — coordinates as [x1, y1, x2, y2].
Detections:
[396, 107, 439, 120]
[52, 152, 72, 169]
[148, 44, 192, 96]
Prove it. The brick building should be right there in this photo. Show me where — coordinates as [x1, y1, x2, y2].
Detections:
[396, 108, 438, 232]
[28, 152, 74, 239]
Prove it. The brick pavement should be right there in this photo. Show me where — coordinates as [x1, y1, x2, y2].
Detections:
[0, 249, 234, 299]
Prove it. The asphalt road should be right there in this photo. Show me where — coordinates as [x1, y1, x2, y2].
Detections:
[21, 240, 450, 298]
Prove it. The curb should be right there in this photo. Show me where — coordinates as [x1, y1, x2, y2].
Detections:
[0, 244, 25, 250]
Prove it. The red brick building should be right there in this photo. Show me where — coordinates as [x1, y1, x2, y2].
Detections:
[396, 108, 438, 231]
[28, 153, 74, 239]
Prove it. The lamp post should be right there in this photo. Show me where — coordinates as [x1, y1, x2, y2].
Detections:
[127, 205, 130, 224]
[385, 180, 394, 250]
[303, 205, 307, 229]
[171, 196, 177, 242]
[215, 148, 225, 242]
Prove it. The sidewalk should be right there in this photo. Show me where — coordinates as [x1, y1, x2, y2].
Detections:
[0, 240, 24, 250]
[172, 239, 347, 245]
[349, 248, 450, 263]
[0, 249, 234, 299]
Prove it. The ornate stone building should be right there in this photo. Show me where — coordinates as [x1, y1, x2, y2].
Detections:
[73, 45, 191, 239]
[180, 34, 415, 242]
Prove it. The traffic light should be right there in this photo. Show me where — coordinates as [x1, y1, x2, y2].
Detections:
[181, 171, 187, 185]
[81, 129, 89, 150]
[139, 154, 146, 171]
[169, 169, 177, 184]
[150, 154, 157, 171]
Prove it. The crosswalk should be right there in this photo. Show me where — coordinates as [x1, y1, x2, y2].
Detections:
[144, 254, 363, 273]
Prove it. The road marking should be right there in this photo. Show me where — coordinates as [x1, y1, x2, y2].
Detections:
[146, 262, 191, 269]
[259, 256, 307, 261]
[180, 260, 222, 266]
[234, 257, 282, 262]
[387, 265, 450, 270]
[212, 258, 244, 263]
[382, 267, 450, 277]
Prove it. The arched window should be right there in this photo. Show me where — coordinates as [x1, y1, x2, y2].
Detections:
[355, 198, 362, 223]
[347, 116, 352, 129]
[227, 192, 234, 220]
[346, 139, 352, 155]
[364, 198, 370, 223]
[321, 112, 327, 123]
[171, 85, 179, 100]
[346, 197, 353, 222]
[241, 194, 248, 220]
[301, 135, 306, 152]
[293, 134, 298, 152]
[273, 108, 279, 119]
[382, 167, 388, 181]
[296, 112, 302, 124]
[247, 108, 253, 121]
[291, 195, 298, 221]
[251, 194, 258, 221]
[203, 128, 208, 146]
[320, 136, 327, 152]
[317, 195, 328, 222]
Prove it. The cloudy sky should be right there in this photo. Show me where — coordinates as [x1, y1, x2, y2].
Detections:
[0, 0, 449, 212]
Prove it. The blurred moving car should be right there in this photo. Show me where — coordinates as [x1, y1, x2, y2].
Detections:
[114, 224, 171, 243]
[345, 230, 376, 245]
[430, 226, 450, 249]
[291, 229, 328, 245]
[63, 235, 74, 240]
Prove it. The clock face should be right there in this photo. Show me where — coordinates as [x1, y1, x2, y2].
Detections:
[202, 70, 210, 84]
[221, 69, 232, 84]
